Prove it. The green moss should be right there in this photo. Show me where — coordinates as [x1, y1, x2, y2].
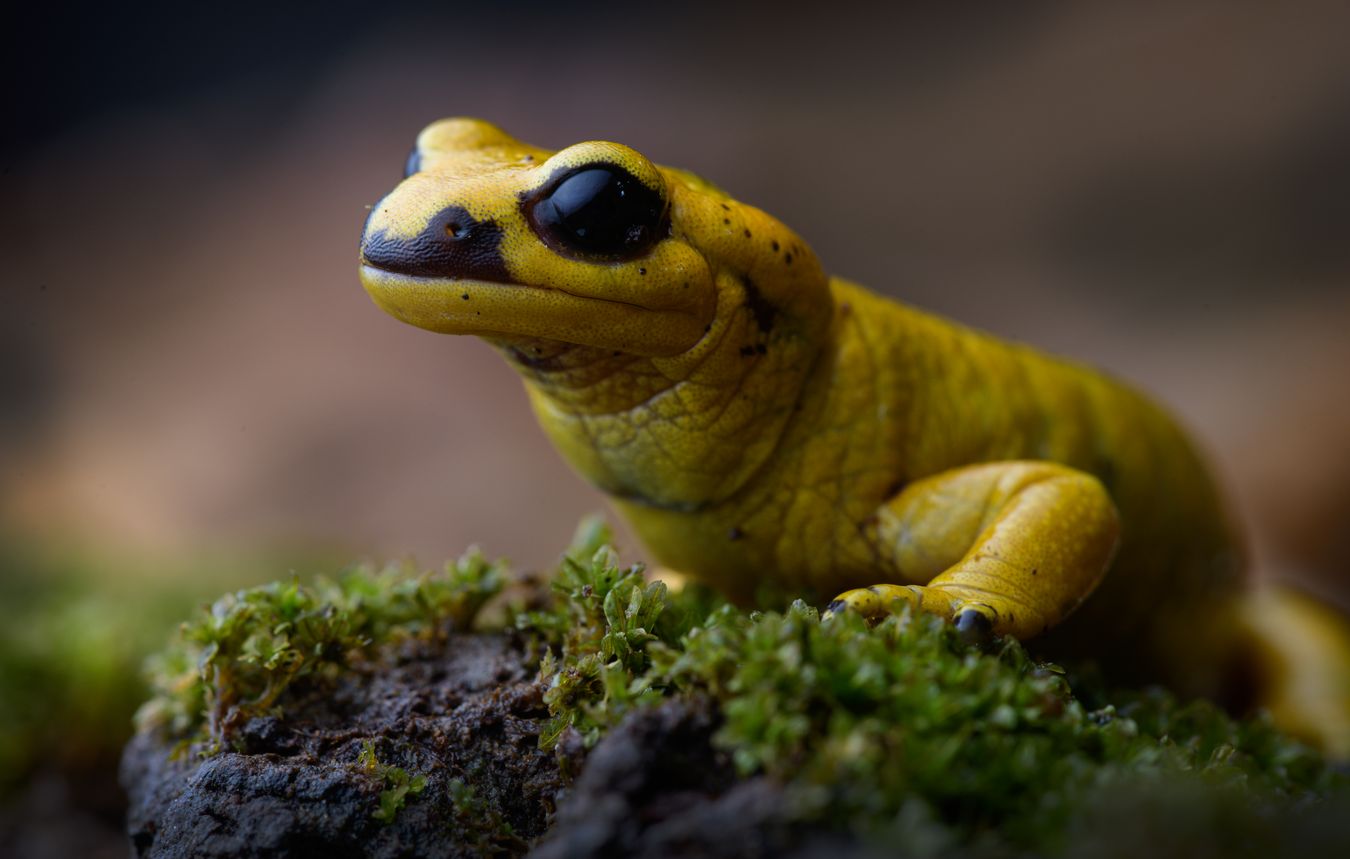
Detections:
[445, 777, 527, 853]
[136, 549, 505, 747]
[669, 603, 1345, 850]
[514, 517, 679, 748]
[518, 519, 1346, 853]
[357, 740, 428, 823]
[136, 517, 1349, 853]
[0, 535, 318, 794]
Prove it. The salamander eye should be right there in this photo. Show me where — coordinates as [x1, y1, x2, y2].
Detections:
[526, 164, 666, 260]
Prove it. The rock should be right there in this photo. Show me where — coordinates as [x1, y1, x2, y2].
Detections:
[121, 632, 866, 858]
[534, 699, 859, 859]
[121, 633, 559, 858]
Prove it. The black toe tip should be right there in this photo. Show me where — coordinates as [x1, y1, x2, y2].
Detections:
[824, 599, 847, 615]
[954, 609, 995, 646]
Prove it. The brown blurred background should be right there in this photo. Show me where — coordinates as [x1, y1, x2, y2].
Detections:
[3, 2, 1350, 853]
[4, 0, 1350, 588]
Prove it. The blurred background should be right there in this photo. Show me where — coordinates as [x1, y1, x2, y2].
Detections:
[3, 1, 1349, 854]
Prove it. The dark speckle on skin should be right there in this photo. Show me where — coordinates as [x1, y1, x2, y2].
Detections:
[771, 240, 780, 252]
[638, 267, 647, 275]
[739, 346, 756, 357]
[728, 527, 744, 541]
[723, 218, 731, 225]
[743, 228, 752, 238]
[508, 345, 571, 370]
[741, 277, 778, 335]
[785, 253, 793, 265]
[461, 293, 470, 300]
[1096, 456, 1119, 495]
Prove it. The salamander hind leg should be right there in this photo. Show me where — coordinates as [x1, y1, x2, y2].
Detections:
[1234, 587, 1350, 758]
[825, 461, 1122, 642]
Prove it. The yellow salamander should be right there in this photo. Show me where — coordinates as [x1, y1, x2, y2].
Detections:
[359, 119, 1350, 755]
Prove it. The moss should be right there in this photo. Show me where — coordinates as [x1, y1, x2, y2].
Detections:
[518, 519, 1346, 853]
[136, 549, 506, 748]
[444, 777, 528, 853]
[357, 740, 428, 823]
[513, 517, 678, 748]
[0, 535, 323, 795]
[137, 517, 1349, 853]
[356, 739, 525, 846]
[672, 604, 1346, 851]
[0, 586, 154, 789]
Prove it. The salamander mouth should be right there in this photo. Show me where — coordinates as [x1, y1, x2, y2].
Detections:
[358, 265, 658, 313]
[357, 265, 707, 357]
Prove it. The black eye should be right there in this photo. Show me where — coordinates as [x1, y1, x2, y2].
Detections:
[526, 165, 666, 260]
[404, 147, 422, 179]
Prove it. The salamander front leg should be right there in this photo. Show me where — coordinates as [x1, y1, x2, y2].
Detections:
[825, 583, 998, 644]
[825, 461, 1121, 642]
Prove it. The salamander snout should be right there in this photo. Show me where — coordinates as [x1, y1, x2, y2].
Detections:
[360, 203, 509, 282]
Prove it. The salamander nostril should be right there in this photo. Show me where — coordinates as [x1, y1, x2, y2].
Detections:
[362, 203, 509, 281]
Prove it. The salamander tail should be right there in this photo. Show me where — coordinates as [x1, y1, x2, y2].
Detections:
[1235, 586, 1350, 758]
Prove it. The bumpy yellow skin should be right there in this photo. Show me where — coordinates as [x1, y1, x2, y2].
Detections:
[360, 119, 1350, 753]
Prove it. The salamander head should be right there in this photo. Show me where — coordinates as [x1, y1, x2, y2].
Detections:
[359, 118, 827, 358]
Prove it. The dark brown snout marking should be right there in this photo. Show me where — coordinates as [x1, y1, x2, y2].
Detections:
[361, 204, 510, 282]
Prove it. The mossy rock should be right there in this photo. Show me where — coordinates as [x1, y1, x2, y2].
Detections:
[123, 633, 547, 857]
[121, 519, 1350, 857]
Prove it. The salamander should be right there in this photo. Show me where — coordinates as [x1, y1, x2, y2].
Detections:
[359, 118, 1350, 755]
